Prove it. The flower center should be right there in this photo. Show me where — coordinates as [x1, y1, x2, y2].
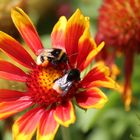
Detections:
[26, 65, 64, 106]
[26, 65, 78, 107]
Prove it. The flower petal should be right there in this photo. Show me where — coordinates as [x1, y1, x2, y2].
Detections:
[0, 90, 33, 120]
[75, 87, 108, 109]
[51, 16, 67, 50]
[0, 89, 28, 102]
[54, 101, 76, 127]
[0, 31, 36, 69]
[11, 7, 43, 55]
[37, 109, 59, 140]
[13, 108, 44, 140]
[76, 23, 96, 71]
[80, 42, 104, 71]
[0, 60, 27, 82]
[81, 62, 118, 89]
[65, 9, 88, 67]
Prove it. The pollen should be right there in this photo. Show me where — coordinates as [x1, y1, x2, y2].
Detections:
[26, 65, 63, 106]
[38, 67, 62, 89]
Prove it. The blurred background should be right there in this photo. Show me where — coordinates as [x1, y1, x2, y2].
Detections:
[0, 0, 140, 140]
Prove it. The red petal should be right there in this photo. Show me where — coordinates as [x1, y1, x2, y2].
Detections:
[0, 89, 28, 102]
[76, 87, 108, 109]
[79, 42, 104, 71]
[54, 101, 76, 127]
[65, 9, 88, 67]
[37, 109, 59, 140]
[0, 60, 27, 82]
[0, 31, 36, 69]
[81, 62, 118, 89]
[11, 7, 43, 55]
[76, 25, 95, 70]
[51, 16, 67, 49]
[13, 108, 44, 140]
[0, 91, 33, 120]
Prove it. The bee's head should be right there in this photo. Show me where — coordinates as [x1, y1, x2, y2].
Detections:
[67, 69, 80, 81]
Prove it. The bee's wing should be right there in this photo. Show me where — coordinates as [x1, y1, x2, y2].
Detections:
[44, 48, 54, 53]
[53, 74, 73, 95]
[36, 55, 43, 65]
[44, 49, 54, 58]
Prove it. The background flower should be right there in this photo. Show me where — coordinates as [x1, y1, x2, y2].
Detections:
[96, 0, 140, 110]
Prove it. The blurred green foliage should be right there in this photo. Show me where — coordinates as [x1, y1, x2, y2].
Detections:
[0, 0, 140, 140]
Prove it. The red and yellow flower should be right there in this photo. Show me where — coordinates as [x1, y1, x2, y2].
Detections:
[96, 0, 140, 110]
[0, 7, 117, 140]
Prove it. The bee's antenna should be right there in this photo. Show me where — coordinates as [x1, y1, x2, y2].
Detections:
[66, 52, 79, 68]
[68, 52, 78, 58]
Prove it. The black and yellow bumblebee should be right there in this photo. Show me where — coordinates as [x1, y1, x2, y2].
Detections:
[53, 69, 80, 96]
[36, 48, 68, 67]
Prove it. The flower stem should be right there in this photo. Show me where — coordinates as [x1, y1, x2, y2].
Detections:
[61, 126, 71, 140]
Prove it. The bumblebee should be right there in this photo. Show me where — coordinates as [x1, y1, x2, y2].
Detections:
[53, 69, 80, 96]
[36, 48, 68, 67]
